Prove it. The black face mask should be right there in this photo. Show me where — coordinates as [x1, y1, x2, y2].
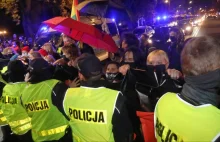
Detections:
[4, 53, 14, 59]
[170, 36, 177, 42]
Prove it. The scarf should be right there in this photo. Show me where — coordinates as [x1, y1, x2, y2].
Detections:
[181, 69, 220, 107]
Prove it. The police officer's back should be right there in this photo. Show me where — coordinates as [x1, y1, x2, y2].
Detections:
[155, 36, 220, 141]
[20, 58, 72, 141]
[62, 54, 133, 142]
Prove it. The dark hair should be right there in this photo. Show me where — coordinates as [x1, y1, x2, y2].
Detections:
[181, 36, 220, 76]
[169, 27, 184, 44]
[27, 58, 52, 83]
[80, 43, 95, 55]
[123, 46, 144, 67]
[123, 33, 139, 48]
[105, 61, 119, 72]
[7, 60, 26, 82]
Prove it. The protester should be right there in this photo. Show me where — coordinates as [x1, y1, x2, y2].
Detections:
[155, 36, 220, 142]
[105, 61, 123, 90]
[141, 49, 183, 110]
[38, 48, 48, 57]
[62, 54, 133, 142]
[62, 34, 75, 46]
[105, 61, 122, 83]
[42, 42, 60, 60]
[140, 33, 150, 54]
[53, 44, 80, 66]
[44, 55, 56, 64]
[119, 47, 144, 75]
[21, 46, 30, 57]
[166, 28, 184, 71]
[28, 51, 42, 60]
[2, 47, 17, 59]
[121, 33, 139, 49]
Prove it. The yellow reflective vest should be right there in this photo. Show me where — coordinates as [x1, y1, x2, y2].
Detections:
[155, 92, 220, 142]
[0, 74, 7, 126]
[63, 86, 119, 142]
[1, 82, 31, 134]
[21, 79, 69, 141]
[1, 66, 7, 74]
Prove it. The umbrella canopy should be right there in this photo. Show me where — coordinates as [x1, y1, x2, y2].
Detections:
[43, 17, 118, 53]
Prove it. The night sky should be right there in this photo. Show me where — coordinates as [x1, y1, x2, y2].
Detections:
[0, 9, 24, 37]
[0, 0, 216, 38]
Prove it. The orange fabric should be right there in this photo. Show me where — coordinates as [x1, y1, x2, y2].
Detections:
[136, 111, 157, 142]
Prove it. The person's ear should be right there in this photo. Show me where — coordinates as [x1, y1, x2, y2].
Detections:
[78, 72, 85, 81]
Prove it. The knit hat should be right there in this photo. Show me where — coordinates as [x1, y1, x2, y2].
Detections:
[21, 46, 30, 52]
[38, 49, 48, 57]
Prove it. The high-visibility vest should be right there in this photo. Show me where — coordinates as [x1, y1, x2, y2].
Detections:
[155, 92, 220, 142]
[21, 79, 69, 141]
[0, 110, 7, 126]
[1, 82, 31, 135]
[57, 47, 62, 54]
[0, 74, 7, 126]
[63, 86, 119, 142]
[1, 66, 7, 74]
[0, 73, 7, 84]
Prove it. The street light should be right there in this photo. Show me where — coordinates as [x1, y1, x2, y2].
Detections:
[0, 30, 7, 37]
[164, 0, 170, 12]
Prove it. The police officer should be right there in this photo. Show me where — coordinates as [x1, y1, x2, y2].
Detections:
[1, 60, 32, 141]
[155, 36, 220, 141]
[21, 58, 72, 141]
[62, 54, 133, 142]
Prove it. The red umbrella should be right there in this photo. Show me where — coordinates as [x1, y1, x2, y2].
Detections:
[43, 17, 118, 53]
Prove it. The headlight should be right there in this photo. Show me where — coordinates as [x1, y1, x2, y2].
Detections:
[186, 26, 192, 31]
[148, 39, 153, 44]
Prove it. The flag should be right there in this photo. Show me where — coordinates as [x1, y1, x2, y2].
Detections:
[71, 0, 80, 21]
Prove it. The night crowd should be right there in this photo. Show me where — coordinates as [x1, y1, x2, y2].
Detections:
[0, 28, 219, 142]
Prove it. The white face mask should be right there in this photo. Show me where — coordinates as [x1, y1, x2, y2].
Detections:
[22, 52, 28, 56]
[105, 73, 118, 82]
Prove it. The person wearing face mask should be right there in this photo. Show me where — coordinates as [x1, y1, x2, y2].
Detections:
[155, 36, 220, 142]
[105, 61, 123, 91]
[167, 28, 184, 71]
[144, 49, 183, 110]
[119, 47, 144, 76]
[105, 62, 120, 82]
[21, 46, 30, 57]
